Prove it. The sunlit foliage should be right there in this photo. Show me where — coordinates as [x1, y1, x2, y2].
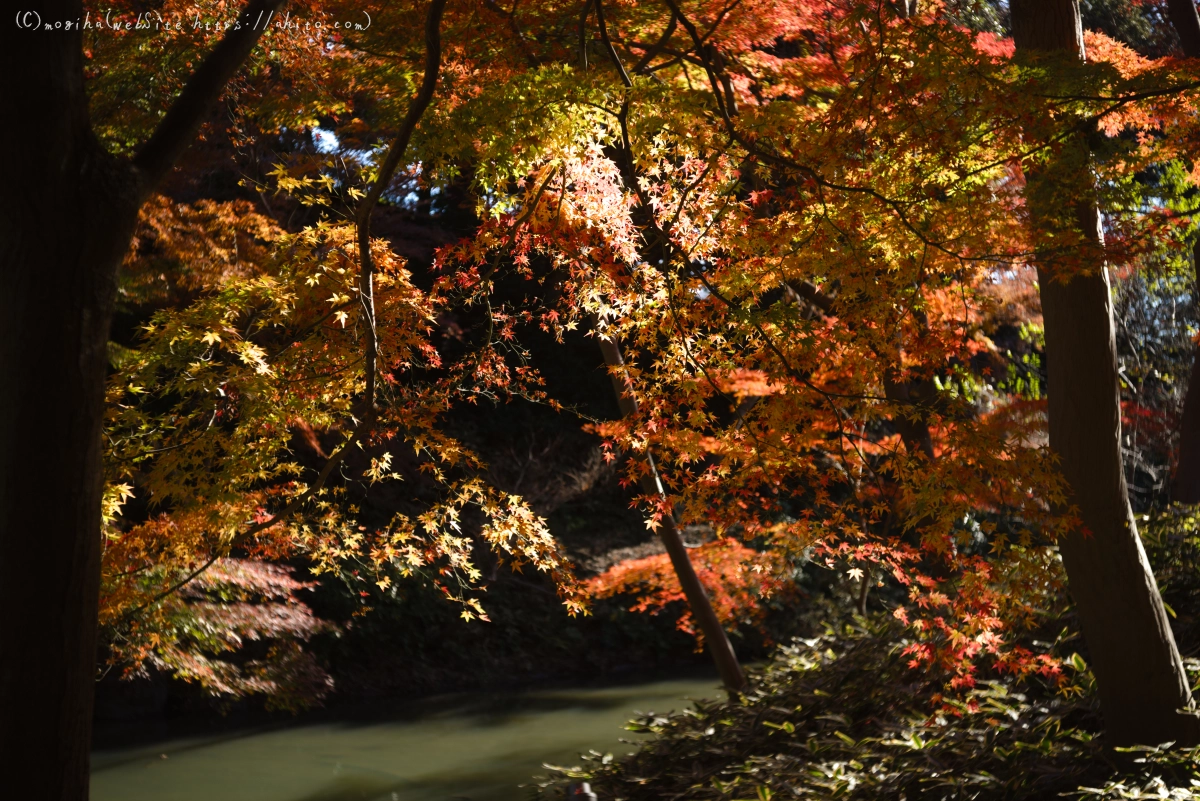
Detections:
[86, 0, 1200, 702]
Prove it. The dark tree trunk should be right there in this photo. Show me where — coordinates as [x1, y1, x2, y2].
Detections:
[1, 1, 281, 794]
[1164, 2, 1200, 503]
[0, 7, 139, 796]
[1011, 0, 1200, 747]
[882, 373, 935, 460]
[1168, 0, 1200, 61]
[1172, 242, 1200, 503]
[0, 168, 138, 799]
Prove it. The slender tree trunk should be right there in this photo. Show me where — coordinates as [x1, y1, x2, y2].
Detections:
[893, 0, 919, 20]
[1011, 0, 1200, 747]
[598, 338, 747, 693]
[587, 0, 743, 692]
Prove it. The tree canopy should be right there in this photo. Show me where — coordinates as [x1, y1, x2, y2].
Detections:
[11, 0, 1200, 788]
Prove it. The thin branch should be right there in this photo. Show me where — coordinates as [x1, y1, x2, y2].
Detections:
[696, 0, 743, 48]
[513, 168, 560, 228]
[133, 0, 285, 192]
[631, 11, 678, 74]
[578, 0, 594, 69]
[482, 0, 539, 67]
[595, 0, 633, 88]
[356, 0, 449, 428]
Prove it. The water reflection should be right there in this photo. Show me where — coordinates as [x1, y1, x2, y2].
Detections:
[91, 676, 719, 801]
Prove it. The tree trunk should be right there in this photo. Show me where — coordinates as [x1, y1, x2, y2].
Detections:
[1011, 0, 1200, 747]
[1163, 2, 1200, 503]
[1168, 0, 1200, 62]
[0, 15, 140, 797]
[1171, 242, 1200, 503]
[0, 176, 138, 801]
[1, 1, 281, 793]
[598, 338, 747, 693]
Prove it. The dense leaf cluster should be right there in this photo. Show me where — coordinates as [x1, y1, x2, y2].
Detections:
[81, 0, 1200, 715]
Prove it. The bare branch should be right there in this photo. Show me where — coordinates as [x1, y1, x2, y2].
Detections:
[595, 0, 633, 87]
[578, 0, 594, 69]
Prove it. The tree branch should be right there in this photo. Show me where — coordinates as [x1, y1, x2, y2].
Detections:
[355, 0, 448, 430]
[595, 0, 633, 88]
[578, 0, 594, 69]
[133, 0, 285, 192]
[631, 10, 678, 74]
[482, 0, 539, 67]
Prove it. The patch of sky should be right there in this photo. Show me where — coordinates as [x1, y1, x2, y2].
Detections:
[310, 133, 450, 213]
[312, 127, 340, 154]
[310, 126, 379, 169]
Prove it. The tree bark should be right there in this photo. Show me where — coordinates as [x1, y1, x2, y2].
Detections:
[1171, 242, 1200, 503]
[1163, 3, 1200, 503]
[598, 337, 747, 693]
[0, 1, 282, 794]
[1167, 0, 1200, 61]
[1, 9, 136, 797]
[1011, 0, 1200, 747]
[0, 57, 137, 801]
[0, 172, 136, 801]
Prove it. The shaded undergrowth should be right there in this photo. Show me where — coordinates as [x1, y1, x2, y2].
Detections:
[546, 613, 1200, 800]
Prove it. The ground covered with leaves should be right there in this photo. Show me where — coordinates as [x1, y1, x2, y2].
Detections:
[546, 611, 1200, 801]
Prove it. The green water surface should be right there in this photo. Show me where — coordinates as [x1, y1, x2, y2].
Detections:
[91, 676, 718, 801]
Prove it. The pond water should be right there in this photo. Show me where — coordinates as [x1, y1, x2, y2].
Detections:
[91, 676, 720, 801]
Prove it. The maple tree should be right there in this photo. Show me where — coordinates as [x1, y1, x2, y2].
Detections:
[12, 0, 1200, 794]
[428, 0, 1200, 740]
[596, 335, 748, 689]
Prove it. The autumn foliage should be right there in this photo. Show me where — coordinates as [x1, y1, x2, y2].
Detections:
[587, 539, 783, 646]
[81, 0, 1200, 705]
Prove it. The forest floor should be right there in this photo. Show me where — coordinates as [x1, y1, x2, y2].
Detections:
[545, 610, 1199, 801]
[542, 521, 1200, 801]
